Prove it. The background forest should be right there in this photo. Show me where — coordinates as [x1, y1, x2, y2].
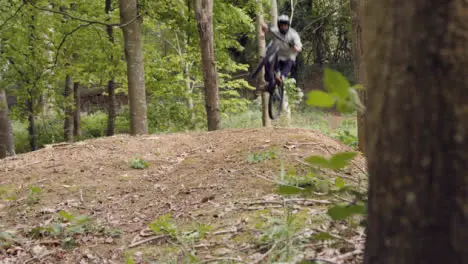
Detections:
[0, 0, 355, 155]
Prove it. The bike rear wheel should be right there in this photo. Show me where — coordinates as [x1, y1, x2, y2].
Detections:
[268, 81, 284, 120]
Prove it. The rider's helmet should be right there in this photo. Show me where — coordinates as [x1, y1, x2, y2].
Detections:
[277, 14, 290, 35]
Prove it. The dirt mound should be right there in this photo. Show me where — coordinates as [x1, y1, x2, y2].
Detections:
[0, 127, 366, 264]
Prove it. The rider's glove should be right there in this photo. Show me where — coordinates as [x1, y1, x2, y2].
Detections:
[288, 41, 295, 48]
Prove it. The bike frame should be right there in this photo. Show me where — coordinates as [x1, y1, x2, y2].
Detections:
[250, 27, 290, 81]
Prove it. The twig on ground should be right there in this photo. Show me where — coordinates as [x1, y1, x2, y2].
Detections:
[251, 241, 279, 264]
[242, 205, 284, 210]
[79, 189, 84, 203]
[332, 194, 353, 203]
[332, 249, 363, 261]
[254, 172, 297, 186]
[237, 198, 331, 206]
[23, 251, 55, 264]
[304, 259, 340, 264]
[127, 235, 167, 248]
[351, 161, 367, 176]
[212, 227, 240, 235]
[200, 256, 247, 263]
[314, 228, 355, 245]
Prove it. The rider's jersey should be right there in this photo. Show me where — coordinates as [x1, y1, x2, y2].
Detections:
[268, 27, 302, 62]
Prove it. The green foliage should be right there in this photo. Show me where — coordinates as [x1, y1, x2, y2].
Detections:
[307, 90, 335, 108]
[335, 129, 358, 148]
[305, 151, 358, 170]
[248, 150, 277, 163]
[27, 211, 92, 249]
[306, 68, 364, 114]
[0, 231, 19, 249]
[125, 255, 136, 264]
[12, 111, 130, 153]
[130, 156, 149, 169]
[276, 67, 367, 229]
[27, 185, 42, 204]
[327, 203, 367, 221]
[148, 214, 178, 238]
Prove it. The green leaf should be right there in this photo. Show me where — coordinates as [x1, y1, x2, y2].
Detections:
[59, 211, 75, 221]
[305, 155, 331, 168]
[313, 232, 334, 241]
[306, 90, 335, 108]
[335, 177, 346, 189]
[29, 186, 42, 194]
[0, 231, 14, 242]
[74, 215, 89, 225]
[125, 255, 135, 264]
[327, 204, 366, 220]
[352, 84, 365, 90]
[330, 152, 358, 169]
[323, 68, 350, 99]
[276, 185, 303, 195]
[51, 223, 62, 235]
[336, 99, 355, 114]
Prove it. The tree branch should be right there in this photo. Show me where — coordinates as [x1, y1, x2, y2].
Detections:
[302, 1, 349, 32]
[28, 2, 111, 27]
[52, 22, 95, 69]
[0, 2, 27, 31]
[27, 1, 143, 28]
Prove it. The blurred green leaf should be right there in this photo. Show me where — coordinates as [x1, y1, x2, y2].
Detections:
[306, 90, 335, 108]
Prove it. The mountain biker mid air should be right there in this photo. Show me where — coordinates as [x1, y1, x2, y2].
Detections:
[261, 14, 302, 92]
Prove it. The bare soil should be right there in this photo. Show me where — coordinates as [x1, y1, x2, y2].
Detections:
[0, 127, 366, 264]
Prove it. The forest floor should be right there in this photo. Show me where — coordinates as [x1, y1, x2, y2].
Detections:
[0, 127, 367, 264]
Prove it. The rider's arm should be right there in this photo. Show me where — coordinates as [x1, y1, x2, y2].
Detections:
[291, 31, 303, 52]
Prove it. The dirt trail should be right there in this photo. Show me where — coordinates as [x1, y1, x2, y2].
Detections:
[0, 127, 366, 264]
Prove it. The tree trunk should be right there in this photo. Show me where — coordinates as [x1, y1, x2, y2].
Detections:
[194, 0, 221, 131]
[0, 88, 15, 158]
[106, 0, 116, 136]
[350, 0, 367, 154]
[256, 0, 271, 127]
[363, 0, 468, 263]
[63, 75, 73, 142]
[119, 0, 148, 135]
[73, 82, 82, 138]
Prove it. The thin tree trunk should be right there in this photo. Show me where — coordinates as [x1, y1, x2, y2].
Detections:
[281, 0, 291, 126]
[184, 65, 196, 129]
[0, 88, 14, 158]
[363, 0, 468, 263]
[350, 0, 367, 153]
[106, 78, 116, 136]
[63, 75, 73, 142]
[27, 92, 36, 151]
[194, 0, 220, 131]
[119, 0, 148, 135]
[270, 0, 277, 25]
[256, 0, 271, 127]
[73, 82, 81, 138]
[106, 0, 116, 136]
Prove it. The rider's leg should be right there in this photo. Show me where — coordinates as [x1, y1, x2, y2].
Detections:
[279, 59, 295, 79]
[263, 58, 276, 92]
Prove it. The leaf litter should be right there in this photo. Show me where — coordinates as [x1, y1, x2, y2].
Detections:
[0, 127, 366, 263]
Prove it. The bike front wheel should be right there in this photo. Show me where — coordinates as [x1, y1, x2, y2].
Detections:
[268, 81, 284, 120]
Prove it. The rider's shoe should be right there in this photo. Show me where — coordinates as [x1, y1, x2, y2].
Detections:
[274, 72, 282, 83]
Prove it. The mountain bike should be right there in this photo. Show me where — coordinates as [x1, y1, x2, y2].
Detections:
[250, 29, 289, 120]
